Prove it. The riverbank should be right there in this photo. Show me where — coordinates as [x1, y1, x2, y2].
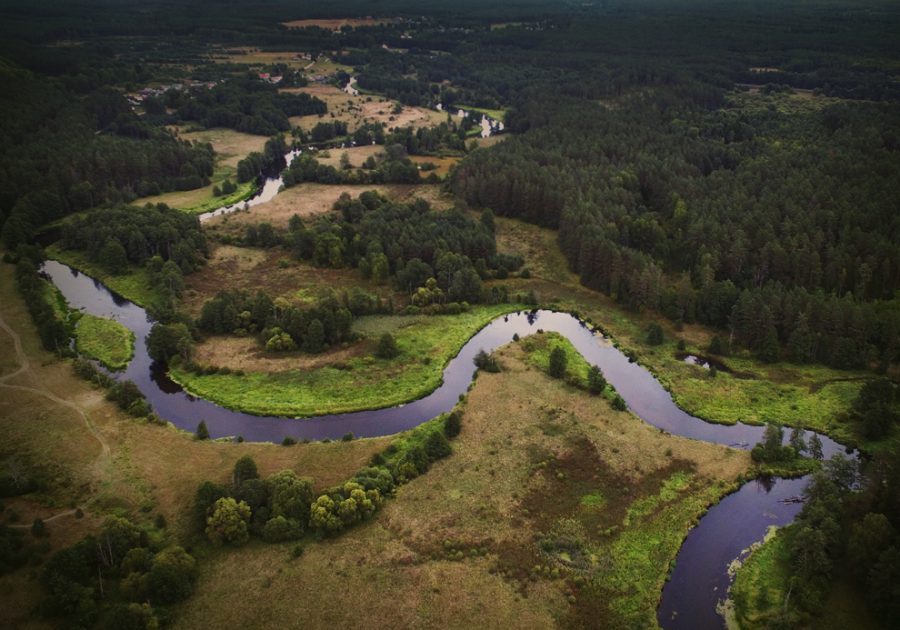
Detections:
[168, 304, 523, 417]
[170, 342, 751, 629]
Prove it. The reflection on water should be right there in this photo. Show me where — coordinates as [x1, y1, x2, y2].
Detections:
[40, 260, 855, 629]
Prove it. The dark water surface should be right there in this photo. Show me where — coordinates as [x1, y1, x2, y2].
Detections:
[41, 260, 852, 629]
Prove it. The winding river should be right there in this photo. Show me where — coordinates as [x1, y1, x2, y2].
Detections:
[40, 260, 853, 629]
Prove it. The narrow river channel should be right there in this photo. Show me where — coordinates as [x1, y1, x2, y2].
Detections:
[39, 261, 854, 628]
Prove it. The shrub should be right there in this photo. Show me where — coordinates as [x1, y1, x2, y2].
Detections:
[611, 395, 627, 411]
[548, 346, 567, 378]
[375, 333, 400, 359]
[424, 430, 452, 460]
[646, 323, 664, 345]
[195, 421, 210, 440]
[232, 455, 259, 486]
[282, 436, 297, 446]
[205, 498, 251, 546]
[587, 365, 606, 395]
[147, 546, 197, 604]
[474, 349, 500, 372]
[443, 411, 462, 438]
[262, 516, 302, 543]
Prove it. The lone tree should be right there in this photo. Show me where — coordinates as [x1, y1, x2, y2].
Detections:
[808, 433, 824, 460]
[375, 333, 399, 359]
[474, 349, 500, 372]
[646, 323, 664, 346]
[443, 411, 462, 438]
[587, 365, 606, 395]
[548, 346, 567, 378]
[195, 420, 210, 440]
[232, 455, 259, 487]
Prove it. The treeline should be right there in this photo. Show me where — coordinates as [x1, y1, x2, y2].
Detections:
[60, 204, 207, 276]
[235, 134, 290, 182]
[281, 148, 423, 186]
[175, 75, 326, 136]
[0, 71, 216, 249]
[193, 286, 384, 355]
[39, 515, 197, 629]
[194, 411, 459, 546]
[452, 91, 900, 368]
[285, 193, 521, 304]
[10, 245, 72, 354]
[756, 452, 900, 626]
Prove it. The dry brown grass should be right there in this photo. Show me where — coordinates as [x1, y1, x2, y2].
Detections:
[470, 135, 508, 149]
[192, 335, 371, 373]
[182, 244, 395, 317]
[173, 343, 749, 628]
[0, 260, 391, 625]
[314, 144, 383, 168]
[203, 181, 453, 233]
[409, 155, 461, 178]
[286, 85, 445, 133]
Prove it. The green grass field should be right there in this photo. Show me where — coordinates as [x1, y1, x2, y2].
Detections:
[170, 304, 522, 416]
[74, 313, 135, 370]
[45, 245, 162, 309]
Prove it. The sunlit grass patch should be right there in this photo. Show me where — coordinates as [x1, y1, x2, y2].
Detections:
[75, 314, 135, 370]
[171, 304, 521, 416]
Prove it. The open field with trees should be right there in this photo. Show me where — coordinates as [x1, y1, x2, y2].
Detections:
[170, 304, 520, 416]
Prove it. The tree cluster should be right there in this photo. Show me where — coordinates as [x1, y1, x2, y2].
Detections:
[770, 453, 900, 626]
[175, 75, 326, 136]
[60, 204, 207, 276]
[40, 516, 196, 628]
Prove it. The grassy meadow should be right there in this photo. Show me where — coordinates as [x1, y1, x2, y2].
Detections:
[171, 342, 750, 628]
[74, 314, 135, 370]
[170, 304, 522, 417]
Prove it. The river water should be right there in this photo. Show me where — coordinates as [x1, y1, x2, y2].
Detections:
[40, 267, 853, 629]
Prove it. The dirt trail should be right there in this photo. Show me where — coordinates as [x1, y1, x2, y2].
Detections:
[0, 308, 110, 459]
[8, 508, 81, 529]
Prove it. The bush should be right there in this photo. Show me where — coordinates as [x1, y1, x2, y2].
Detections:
[282, 436, 297, 446]
[147, 546, 197, 604]
[474, 349, 500, 372]
[31, 518, 46, 538]
[548, 346, 567, 378]
[611, 395, 627, 411]
[262, 516, 302, 543]
[646, 323, 664, 345]
[205, 498, 251, 546]
[443, 411, 462, 438]
[375, 333, 400, 359]
[195, 421, 210, 440]
[232, 455, 259, 487]
[424, 430, 452, 460]
[587, 365, 606, 395]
